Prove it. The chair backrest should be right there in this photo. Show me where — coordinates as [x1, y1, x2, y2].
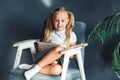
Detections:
[73, 21, 86, 44]
[69, 21, 86, 69]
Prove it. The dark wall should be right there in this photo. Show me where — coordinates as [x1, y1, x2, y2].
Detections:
[0, 0, 120, 80]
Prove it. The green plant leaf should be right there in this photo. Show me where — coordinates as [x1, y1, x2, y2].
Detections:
[108, 12, 120, 38]
[112, 42, 120, 78]
[87, 12, 120, 45]
[87, 11, 120, 79]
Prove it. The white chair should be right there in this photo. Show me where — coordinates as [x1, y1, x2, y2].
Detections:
[9, 21, 87, 80]
[13, 39, 87, 80]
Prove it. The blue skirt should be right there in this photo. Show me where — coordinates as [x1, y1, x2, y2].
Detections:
[35, 48, 64, 65]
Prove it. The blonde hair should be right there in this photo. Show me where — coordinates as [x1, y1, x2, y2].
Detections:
[42, 7, 75, 47]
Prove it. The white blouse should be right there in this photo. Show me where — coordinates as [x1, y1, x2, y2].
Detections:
[48, 29, 77, 47]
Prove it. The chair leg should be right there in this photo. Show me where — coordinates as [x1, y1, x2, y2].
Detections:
[13, 42, 37, 69]
[29, 43, 36, 62]
[76, 49, 86, 80]
[13, 46, 23, 69]
[61, 54, 70, 80]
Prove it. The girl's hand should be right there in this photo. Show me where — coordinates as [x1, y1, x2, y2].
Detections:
[38, 45, 44, 51]
[70, 55, 76, 59]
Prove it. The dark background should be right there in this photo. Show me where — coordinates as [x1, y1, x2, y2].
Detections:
[0, 0, 120, 80]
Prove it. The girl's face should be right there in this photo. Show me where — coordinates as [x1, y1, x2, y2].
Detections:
[53, 11, 69, 31]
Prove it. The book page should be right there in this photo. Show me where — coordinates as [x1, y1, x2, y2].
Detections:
[37, 42, 88, 52]
[37, 42, 60, 49]
[60, 43, 88, 53]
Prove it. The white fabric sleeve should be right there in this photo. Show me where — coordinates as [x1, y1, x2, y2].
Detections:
[70, 31, 77, 43]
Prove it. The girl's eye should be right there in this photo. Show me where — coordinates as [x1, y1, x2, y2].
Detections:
[55, 20, 58, 22]
[61, 20, 64, 22]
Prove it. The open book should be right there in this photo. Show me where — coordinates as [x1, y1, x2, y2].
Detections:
[37, 42, 88, 50]
[60, 43, 88, 53]
[37, 42, 60, 49]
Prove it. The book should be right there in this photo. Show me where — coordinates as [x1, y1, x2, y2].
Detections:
[37, 42, 88, 51]
[60, 43, 88, 53]
[37, 42, 60, 49]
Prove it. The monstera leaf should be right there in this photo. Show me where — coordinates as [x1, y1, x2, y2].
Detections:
[87, 12, 120, 78]
[112, 42, 120, 78]
[87, 12, 120, 44]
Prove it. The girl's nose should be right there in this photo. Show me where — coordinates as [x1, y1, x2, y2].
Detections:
[58, 21, 62, 26]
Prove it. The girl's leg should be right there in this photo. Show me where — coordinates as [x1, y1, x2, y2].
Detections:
[39, 63, 62, 75]
[24, 46, 64, 80]
[37, 46, 64, 67]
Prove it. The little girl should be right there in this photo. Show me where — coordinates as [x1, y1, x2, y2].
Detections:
[24, 7, 77, 80]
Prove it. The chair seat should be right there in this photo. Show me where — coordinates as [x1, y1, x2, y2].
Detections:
[9, 68, 80, 80]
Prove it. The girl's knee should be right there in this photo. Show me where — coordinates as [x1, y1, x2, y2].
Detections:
[50, 64, 62, 75]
